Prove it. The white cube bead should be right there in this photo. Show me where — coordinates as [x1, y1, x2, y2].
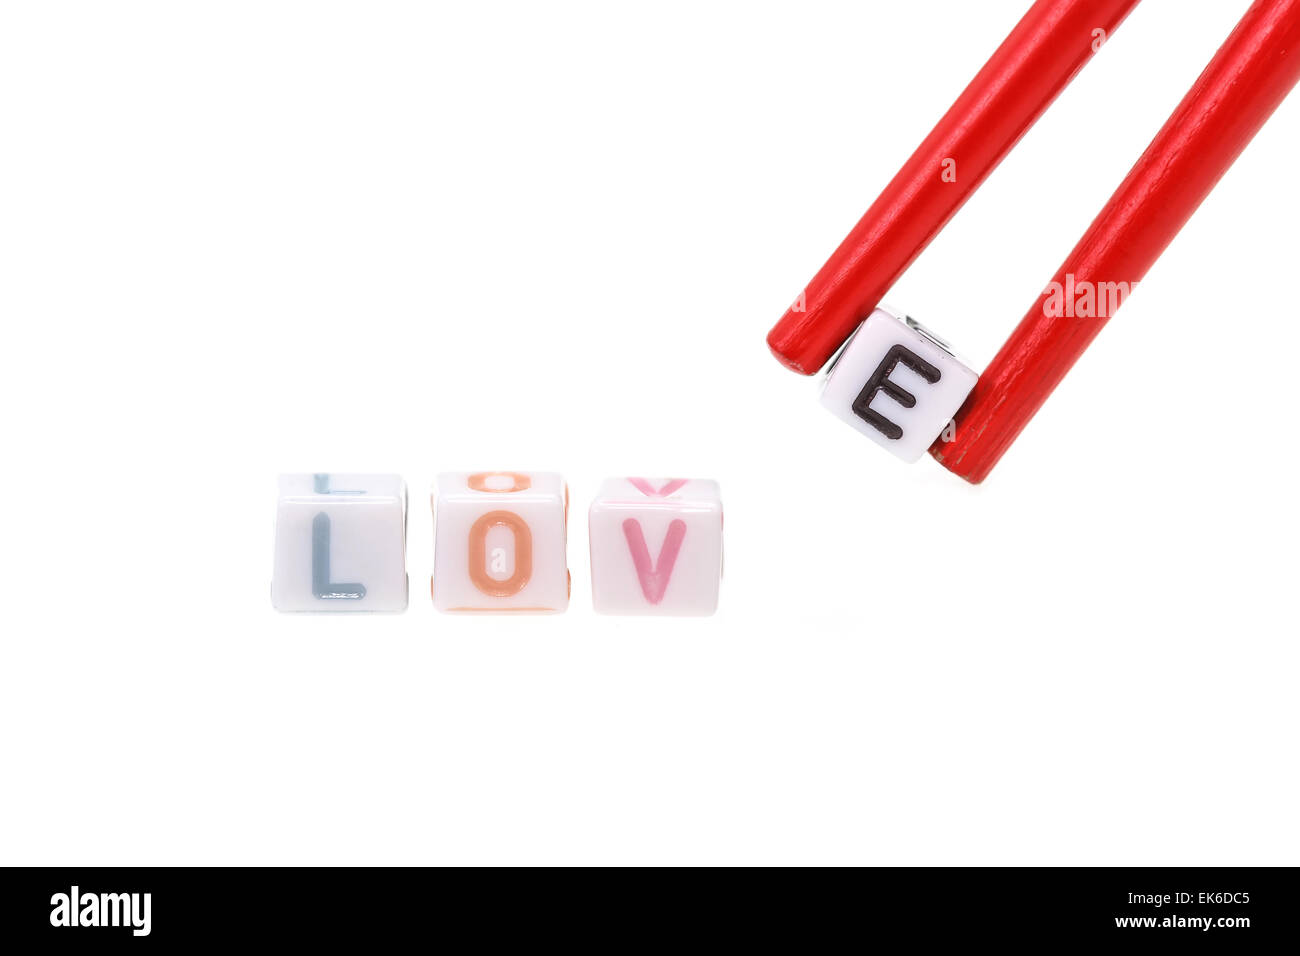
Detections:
[589, 478, 723, 616]
[271, 473, 408, 612]
[432, 471, 570, 613]
[820, 308, 979, 462]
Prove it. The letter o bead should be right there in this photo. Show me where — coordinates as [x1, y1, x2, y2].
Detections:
[588, 478, 722, 616]
[820, 308, 978, 462]
[431, 472, 570, 613]
[271, 473, 408, 612]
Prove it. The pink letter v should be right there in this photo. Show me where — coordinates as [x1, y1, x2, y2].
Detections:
[622, 518, 687, 604]
[627, 477, 688, 497]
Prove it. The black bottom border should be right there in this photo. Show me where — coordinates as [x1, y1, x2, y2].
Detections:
[1, 866, 1295, 946]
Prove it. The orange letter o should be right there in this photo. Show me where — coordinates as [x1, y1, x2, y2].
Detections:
[468, 472, 531, 493]
[468, 510, 533, 597]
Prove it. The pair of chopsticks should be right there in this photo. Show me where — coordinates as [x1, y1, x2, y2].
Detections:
[768, 0, 1300, 482]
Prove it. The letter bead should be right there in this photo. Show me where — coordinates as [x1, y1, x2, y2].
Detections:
[588, 478, 723, 616]
[271, 473, 408, 612]
[431, 472, 570, 613]
[820, 307, 978, 462]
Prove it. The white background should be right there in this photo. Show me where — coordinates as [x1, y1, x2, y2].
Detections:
[2, 0, 1296, 865]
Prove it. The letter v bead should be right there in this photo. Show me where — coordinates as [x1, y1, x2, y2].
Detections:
[590, 478, 722, 616]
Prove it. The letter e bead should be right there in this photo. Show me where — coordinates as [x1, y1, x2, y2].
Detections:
[820, 308, 978, 462]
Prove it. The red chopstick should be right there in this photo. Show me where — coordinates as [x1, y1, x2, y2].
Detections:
[767, 0, 1142, 375]
[933, 0, 1300, 483]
